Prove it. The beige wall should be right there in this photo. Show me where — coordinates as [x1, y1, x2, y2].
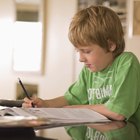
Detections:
[0, 0, 15, 99]
[0, 0, 77, 100]
[0, 0, 76, 139]
[125, 0, 140, 61]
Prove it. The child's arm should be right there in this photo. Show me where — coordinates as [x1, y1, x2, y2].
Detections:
[22, 96, 69, 108]
[22, 97, 125, 121]
[64, 104, 125, 121]
[90, 104, 125, 121]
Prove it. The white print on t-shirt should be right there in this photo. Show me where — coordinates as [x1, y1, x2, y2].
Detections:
[93, 76, 112, 84]
[86, 127, 107, 140]
[88, 85, 112, 103]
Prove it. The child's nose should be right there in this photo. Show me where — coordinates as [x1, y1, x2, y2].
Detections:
[79, 53, 86, 62]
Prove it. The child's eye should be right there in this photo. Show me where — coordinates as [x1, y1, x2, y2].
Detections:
[75, 48, 92, 54]
[83, 50, 91, 54]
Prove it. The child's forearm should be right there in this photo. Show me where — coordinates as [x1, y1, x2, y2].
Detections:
[64, 104, 126, 121]
[89, 104, 125, 121]
[44, 96, 69, 108]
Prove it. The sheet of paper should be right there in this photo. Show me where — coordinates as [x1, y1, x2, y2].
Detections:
[0, 106, 8, 110]
[0, 107, 111, 128]
[10, 108, 110, 123]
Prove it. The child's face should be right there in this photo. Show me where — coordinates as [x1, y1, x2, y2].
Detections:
[76, 44, 115, 72]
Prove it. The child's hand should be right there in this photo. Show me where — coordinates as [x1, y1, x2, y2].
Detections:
[22, 96, 45, 108]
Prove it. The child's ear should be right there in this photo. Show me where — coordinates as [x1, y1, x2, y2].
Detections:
[107, 40, 116, 52]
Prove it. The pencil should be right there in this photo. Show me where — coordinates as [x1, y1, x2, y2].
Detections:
[18, 78, 35, 107]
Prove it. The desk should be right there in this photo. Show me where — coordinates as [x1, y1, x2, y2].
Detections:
[65, 121, 140, 140]
[0, 127, 56, 140]
[0, 127, 57, 140]
[0, 121, 140, 140]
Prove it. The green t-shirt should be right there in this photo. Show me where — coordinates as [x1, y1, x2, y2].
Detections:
[64, 52, 140, 121]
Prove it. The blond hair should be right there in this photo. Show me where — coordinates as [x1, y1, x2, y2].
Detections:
[68, 5, 125, 57]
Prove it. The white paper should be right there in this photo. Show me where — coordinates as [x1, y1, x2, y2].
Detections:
[0, 107, 111, 128]
[8, 108, 110, 123]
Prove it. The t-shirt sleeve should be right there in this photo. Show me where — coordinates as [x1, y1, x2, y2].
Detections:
[64, 67, 89, 105]
[105, 53, 140, 120]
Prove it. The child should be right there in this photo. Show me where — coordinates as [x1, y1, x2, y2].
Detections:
[22, 5, 140, 122]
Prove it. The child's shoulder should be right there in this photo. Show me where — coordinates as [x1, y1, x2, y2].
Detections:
[117, 52, 139, 62]
[119, 51, 136, 57]
[115, 52, 139, 68]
